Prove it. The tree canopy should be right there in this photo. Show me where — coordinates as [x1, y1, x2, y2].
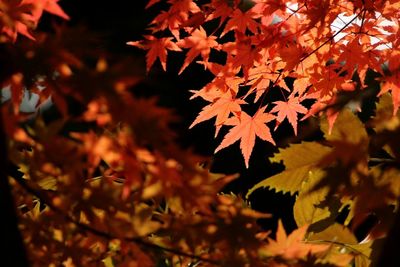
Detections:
[1, 0, 400, 266]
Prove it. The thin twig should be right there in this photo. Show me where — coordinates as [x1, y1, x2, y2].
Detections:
[258, 71, 283, 110]
[369, 157, 396, 163]
[299, 9, 364, 64]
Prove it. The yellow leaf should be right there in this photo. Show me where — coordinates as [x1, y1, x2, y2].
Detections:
[321, 109, 367, 145]
[247, 142, 331, 197]
[293, 169, 331, 227]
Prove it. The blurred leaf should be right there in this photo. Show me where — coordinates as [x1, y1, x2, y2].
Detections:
[321, 109, 368, 145]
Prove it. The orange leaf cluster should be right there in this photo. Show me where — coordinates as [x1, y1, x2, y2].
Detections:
[134, 0, 400, 167]
[0, 0, 69, 42]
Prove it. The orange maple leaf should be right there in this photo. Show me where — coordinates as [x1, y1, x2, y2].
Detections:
[206, 0, 233, 27]
[220, 8, 259, 37]
[177, 26, 219, 74]
[270, 96, 307, 135]
[33, 0, 70, 21]
[127, 36, 181, 71]
[252, 0, 287, 18]
[279, 43, 307, 71]
[245, 64, 287, 102]
[215, 106, 275, 168]
[189, 91, 246, 137]
[149, 0, 200, 39]
[263, 220, 328, 259]
[145, 0, 161, 9]
[0, 0, 68, 41]
[223, 33, 262, 79]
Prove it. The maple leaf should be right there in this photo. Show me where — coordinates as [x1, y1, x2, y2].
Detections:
[222, 33, 262, 79]
[189, 91, 246, 137]
[127, 36, 181, 71]
[252, 0, 287, 18]
[220, 8, 259, 37]
[245, 64, 284, 102]
[0, 0, 69, 41]
[380, 78, 400, 115]
[145, 0, 161, 9]
[176, 26, 219, 74]
[189, 61, 243, 100]
[206, 0, 233, 27]
[215, 106, 275, 168]
[33, 0, 70, 21]
[149, 0, 200, 39]
[270, 96, 307, 135]
[279, 43, 307, 71]
[261, 220, 328, 260]
[299, 0, 330, 33]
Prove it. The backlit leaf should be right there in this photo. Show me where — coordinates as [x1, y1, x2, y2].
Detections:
[215, 106, 275, 168]
[320, 109, 368, 145]
[247, 142, 331, 196]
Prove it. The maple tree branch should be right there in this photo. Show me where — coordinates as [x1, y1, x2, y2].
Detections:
[299, 9, 364, 64]
[358, 9, 367, 34]
[10, 174, 220, 265]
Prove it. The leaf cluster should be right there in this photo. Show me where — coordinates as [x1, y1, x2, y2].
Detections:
[134, 0, 400, 168]
[2, 1, 400, 267]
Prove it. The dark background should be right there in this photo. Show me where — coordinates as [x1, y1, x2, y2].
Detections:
[42, 0, 298, 232]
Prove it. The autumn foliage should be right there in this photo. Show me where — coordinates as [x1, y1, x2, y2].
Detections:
[1, 0, 400, 266]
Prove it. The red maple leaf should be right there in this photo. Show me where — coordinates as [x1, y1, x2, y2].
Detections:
[127, 36, 181, 71]
[215, 106, 275, 168]
[270, 96, 307, 135]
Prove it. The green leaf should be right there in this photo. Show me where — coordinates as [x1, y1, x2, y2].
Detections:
[247, 142, 331, 197]
[321, 109, 367, 145]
